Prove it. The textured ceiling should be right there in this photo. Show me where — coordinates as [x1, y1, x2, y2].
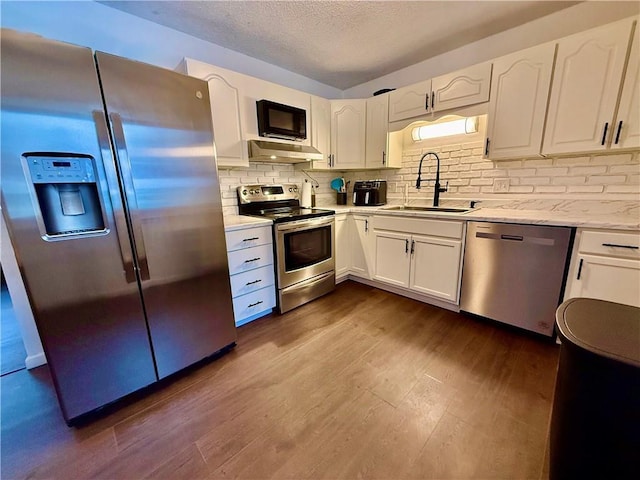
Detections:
[99, 1, 581, 90]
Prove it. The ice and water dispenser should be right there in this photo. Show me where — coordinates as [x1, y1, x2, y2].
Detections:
[26, 155, 105, 237]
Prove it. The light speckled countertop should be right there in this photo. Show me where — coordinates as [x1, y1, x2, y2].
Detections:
[225, 199, 639, 231]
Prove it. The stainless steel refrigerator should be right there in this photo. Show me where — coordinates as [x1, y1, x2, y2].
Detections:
[0, 30, 237, 423]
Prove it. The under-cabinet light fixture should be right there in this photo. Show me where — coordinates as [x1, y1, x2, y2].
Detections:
[411, 116, 478, 141]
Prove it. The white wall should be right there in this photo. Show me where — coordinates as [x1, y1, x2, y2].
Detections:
[344, 1, 640, 98]
[0, 0, 342, 99]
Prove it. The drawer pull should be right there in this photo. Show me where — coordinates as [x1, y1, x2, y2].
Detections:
[245, 279, 262, 286]
[248, 300, 263, 308]
[243, 237, 259, 242]
[601, 243, 639, 250]
[244, 257, 261, 263]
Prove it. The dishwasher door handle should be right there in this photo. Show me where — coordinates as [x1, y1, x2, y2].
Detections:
[476, 231, 555, 246]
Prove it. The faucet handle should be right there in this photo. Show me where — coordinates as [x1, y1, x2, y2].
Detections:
[438, 181, 448, 193]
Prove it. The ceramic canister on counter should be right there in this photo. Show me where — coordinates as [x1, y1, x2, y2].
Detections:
[301, 179, 313, 207]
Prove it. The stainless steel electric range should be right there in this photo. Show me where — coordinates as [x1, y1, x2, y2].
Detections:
[237, 184, 335, 313]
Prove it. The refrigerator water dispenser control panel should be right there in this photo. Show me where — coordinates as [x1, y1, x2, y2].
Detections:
[27, 156, 96, 183]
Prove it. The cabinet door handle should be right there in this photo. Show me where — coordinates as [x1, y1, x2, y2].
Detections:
[425, 93, 429, 111]
[410, 240, 415, 255]
[327, 154, 331, 168]
[576, 258, 584, 280]
[602, 243, 639, 250]
[484, 138, 490, 156]
[244, 257, 261, 263]
[614, 121, 623, 145]
[601, 122, 609, 146]
[245, 279, 262, 286]
[382, 151, 386, 165]
[248, 300, 263, 308]
[405, 239, 409, 253]
[243, 237, 259, 242]
[431, 92, 435, 110]
[364, 219, 369, 232]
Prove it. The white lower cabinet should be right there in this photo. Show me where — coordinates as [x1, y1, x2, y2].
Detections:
[566, 229, 640, 308]
[335, 213, 350, 279]
[372, 216, 464, 304]
[409, 235, 462, 302]
[334, 213, 373, 281]
[350, 215, 373, 279]
[225, 224, 276, 326]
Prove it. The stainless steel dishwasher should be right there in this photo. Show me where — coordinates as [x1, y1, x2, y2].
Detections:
[460, 222, 574, 336]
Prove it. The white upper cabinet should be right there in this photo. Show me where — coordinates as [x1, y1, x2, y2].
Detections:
[310, 95, 332, 169]
[330, 99, 366, 169]
[485, 43, 556, 160]
[612, 22, 640, 150]
[388, 63, 492, 123]
[365, 94, 391, 168]
[431, 62, 492, 113]
[181, 58, 248, 168]
[388, 79, 432, 122]
[543, 18, 635, 155]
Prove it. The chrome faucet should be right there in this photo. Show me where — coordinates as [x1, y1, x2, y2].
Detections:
[415, 151, 448, 207]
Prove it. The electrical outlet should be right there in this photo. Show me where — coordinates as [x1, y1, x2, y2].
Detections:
[493, 178, 510, 193]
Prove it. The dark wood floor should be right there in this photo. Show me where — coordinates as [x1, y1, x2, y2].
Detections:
[0, 281, 559, 479]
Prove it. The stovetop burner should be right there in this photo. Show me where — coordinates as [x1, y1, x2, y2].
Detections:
[237, 184, 334, 223]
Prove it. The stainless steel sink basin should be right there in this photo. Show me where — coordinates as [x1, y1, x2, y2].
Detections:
[383, 205, 471, 213]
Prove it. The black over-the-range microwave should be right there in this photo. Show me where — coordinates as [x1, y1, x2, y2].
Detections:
[256, 99, 307, 141]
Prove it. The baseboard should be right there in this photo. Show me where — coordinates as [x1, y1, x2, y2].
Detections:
[345, 275, 460, 313]
[25, 352, 47, 369]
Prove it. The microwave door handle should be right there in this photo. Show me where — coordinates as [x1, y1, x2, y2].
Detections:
[353, 192, 356, 204]
[109, 112, 150, 281]
[365, 192, 370, 204]
[92, 111, 136, 283]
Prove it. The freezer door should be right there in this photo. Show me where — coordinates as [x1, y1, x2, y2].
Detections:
[0, 30, 157, 421]
[95, 52, 236, 378]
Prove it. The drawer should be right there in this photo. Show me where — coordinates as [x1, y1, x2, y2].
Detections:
[226, 226, 272, 252]
[232, 286, 276, 323]
[227, 244, 274, 275]
[579, 230, 640, 259]
[230, 265, 275, 298]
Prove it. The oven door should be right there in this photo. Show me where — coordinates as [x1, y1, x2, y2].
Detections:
[275, 216, 335, 288]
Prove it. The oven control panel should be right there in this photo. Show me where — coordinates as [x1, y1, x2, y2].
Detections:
[237, 184, 299, 204]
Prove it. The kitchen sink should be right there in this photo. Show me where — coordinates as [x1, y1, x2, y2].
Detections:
[383, 205, 471, 213]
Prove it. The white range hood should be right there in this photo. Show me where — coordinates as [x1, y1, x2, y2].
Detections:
[247, 140, 323, 164]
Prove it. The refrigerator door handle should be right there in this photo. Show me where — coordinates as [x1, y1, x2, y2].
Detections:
[109, 112, 151, 281]
[93, 111, 137, 283]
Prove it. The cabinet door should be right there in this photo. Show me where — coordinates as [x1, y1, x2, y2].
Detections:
[365, 95, 389, 169]
[205, 74, 248, 167]
[431, 62, 492, 113]
[569, 254, 640, 308]
[612, 23, 640, 150]
[486, 43, 555, 160]
[351, 215, 372, 278]
[310, 95, 332, 169]
[373, 230, 411, 287]
[335, 214, 350, 279]
[388, 79, 431, 122]
[543, 19, 634, 155]
[409, 235, 462, 303]
[330, 99, 366, 169]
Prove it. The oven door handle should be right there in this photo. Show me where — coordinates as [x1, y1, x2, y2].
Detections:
[276, 216, 334, 232]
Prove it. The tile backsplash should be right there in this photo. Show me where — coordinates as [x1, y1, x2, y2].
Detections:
[218, 144, 639, 216]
